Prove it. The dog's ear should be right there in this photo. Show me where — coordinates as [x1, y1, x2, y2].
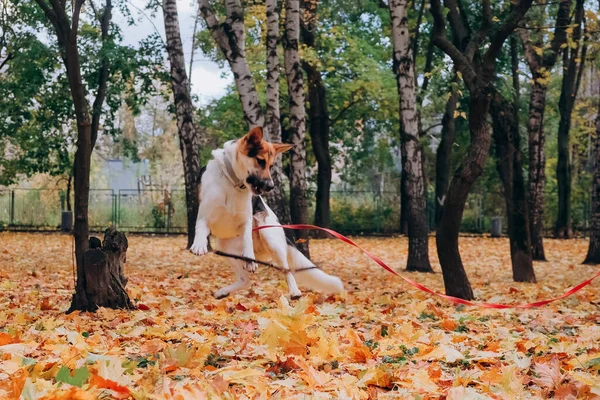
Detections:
[245, 126, 263, 146]
[273, 143, 294, 154]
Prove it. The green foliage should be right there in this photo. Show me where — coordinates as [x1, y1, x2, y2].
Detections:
[0, 0, 166, 185]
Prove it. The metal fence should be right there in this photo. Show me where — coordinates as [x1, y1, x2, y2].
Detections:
[0, 187, 591, 235]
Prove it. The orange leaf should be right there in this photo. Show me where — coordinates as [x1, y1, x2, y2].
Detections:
[440, 319, 457, 331]
[0, 332, 18, 346]
[40, 298, 54, 311]
[89, 374, 131, 397]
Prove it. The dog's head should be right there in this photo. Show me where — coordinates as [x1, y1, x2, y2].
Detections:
[235, 126, 293, 195]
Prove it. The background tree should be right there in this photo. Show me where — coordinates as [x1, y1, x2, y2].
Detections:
[265, 0, 291, 225]
[519, 0, 572, 258]
[30, 0, 161, 311]
[556, 0, 586, 238]
[33, 0, 113, 311]
[302, 0, 332, 233]
[389, 0, 432, 272]
[163, 0, 203, 249]
[284, 0, 310, 256]
[584, 95, 600, 264]
[431, 0, 533, 299]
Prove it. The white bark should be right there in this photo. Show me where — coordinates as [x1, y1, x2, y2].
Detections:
[198, 0, 264, 128]
[284, 0, 309, 255]
[389, 0, 431, 271]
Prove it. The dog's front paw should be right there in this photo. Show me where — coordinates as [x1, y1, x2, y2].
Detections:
[214, 288, 230, 299]
[190, 239, 208, 256]
[243, 261, 257, 273]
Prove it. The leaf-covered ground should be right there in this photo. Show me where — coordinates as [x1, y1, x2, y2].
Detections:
[0, 232, 599, 399]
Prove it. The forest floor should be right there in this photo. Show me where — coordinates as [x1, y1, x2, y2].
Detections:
[0, 232, 599, 399]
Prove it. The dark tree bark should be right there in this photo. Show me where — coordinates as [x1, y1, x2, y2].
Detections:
[284, 0, 310, 257]
[67, 228, 133, 313]
[584, 98, 600, 264]
[301, 0, 331, 234]
[389, 0, 432, 272]
[490, 91, 536, 282]
[519, 0, 572, 257]
[431, 0, 533, 299]
[434, 75, 458, 226]
[199, 0, 290, 224]
[264, 0, 291, 225]
[163, 0, 203, 249]
[556, 0, 585, 238]
[34, 0, 114, 311]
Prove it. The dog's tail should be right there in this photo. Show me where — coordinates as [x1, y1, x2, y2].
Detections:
[287, 244, 344, 294]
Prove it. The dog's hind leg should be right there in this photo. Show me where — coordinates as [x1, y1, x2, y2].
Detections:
[253, 197, 302, 299]
[213, 236, 251, 299]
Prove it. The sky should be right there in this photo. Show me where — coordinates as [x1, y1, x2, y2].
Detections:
[117, 0, 233, 105]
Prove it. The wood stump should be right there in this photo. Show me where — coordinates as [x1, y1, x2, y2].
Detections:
[67, 227, 134, 313]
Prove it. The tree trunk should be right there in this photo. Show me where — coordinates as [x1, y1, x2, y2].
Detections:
[584, 98, 600, 264]
[301, 0, 331, 234]
[490, 92, 536, 282]
[67, 228, 133, 313]
[527, 81, 548, 260]
[519, 0, 573, 255]
[66, 172, 72, 212]
[435, 75, 458, 227]
[284, 0, 309, 257]
[304, 63, 331, 231]
[435, 90, 493, 300]
[556, 0, 585, 238]
[264, 0, 290, 225]
[163, 0, 203, 249]
[431, 0, 533, 299]
[389, 0, 432, 272]
[199, 0, 289, 223]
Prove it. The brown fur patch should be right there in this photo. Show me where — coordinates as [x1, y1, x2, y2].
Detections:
[236, 127, 293, 181]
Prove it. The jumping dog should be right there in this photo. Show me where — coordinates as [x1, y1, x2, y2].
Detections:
[190, 127, 344, 299]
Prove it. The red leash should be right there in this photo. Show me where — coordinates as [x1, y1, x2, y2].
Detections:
[253, 224, 600, 309]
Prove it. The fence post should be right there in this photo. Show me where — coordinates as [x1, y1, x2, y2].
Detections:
[10, 190, 14, 226]
[117, 190, 121, 229]
[166, 203, 171, 233]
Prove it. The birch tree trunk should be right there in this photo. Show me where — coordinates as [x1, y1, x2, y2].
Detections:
[199, 0, 289, 222]
[301, 0, 332, 234]
[264, 0, 290, 224]
[584, 98, 600, 264]
[520, 0, 572, 258]
[284, 0, 309, 257]
[389, 0, 432, 272]
[163, 0, 203, 249]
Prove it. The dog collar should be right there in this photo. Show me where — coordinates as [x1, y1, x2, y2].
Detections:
[222, 154, 247, 190]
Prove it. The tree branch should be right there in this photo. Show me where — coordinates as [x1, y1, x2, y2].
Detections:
[430, 0, 477, 90]
[90, 0, 112, 149]
[444, 0, 469, 48]
[517, 28, 541, 70]
[544, 0, 573, 66]
[482, 0, 534, 73]
[0, 52, 13, 71]
[329, 90, 365, 126]
[198, 0, 232, 60]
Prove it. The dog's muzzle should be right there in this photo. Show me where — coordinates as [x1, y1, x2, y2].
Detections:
[246, 175, 275, 195]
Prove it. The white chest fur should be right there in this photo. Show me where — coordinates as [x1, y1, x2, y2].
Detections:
[198, 151, 253, 239]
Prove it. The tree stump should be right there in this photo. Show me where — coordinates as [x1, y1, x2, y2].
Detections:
[67, 227, 134, 313]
